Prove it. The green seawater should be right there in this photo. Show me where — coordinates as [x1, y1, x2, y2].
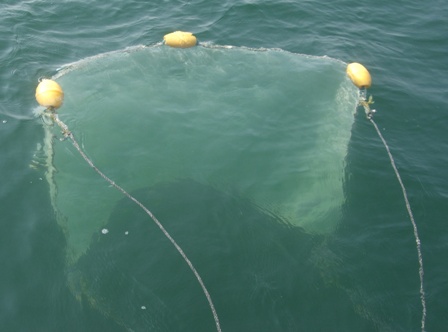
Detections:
[1, 1, 447, 331]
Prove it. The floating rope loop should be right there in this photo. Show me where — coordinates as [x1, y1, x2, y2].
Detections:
[45, 109, 222, 332]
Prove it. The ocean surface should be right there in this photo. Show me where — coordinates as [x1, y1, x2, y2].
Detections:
[1, 1, 447, 331]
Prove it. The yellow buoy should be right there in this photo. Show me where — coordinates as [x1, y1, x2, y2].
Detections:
[346, 62, 372, 89]
[35, 79, 64, 109]
[163, 31, 197, 48]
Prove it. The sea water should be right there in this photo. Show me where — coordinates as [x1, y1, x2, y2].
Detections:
[1, 1, 447, 331]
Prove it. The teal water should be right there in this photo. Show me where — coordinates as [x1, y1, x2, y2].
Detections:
[1, 1, 447, 331]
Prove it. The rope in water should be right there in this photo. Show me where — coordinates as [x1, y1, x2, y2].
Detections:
[361, 96, 426, 332]
[47, 110, 222, 332]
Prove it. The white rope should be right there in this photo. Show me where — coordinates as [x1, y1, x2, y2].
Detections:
[369, 117, 426, 332]
[50, 112, 222, 332]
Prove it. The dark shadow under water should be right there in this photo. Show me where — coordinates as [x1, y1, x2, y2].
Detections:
[70, 180, 377, 331]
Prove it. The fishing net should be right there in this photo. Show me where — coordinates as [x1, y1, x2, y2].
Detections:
[38, 43, 367, 330]
[66, 180, 373, 331]
[44, 44, 358, 264]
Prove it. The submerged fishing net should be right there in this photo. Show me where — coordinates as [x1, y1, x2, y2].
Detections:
[67, 181, 375, 331]
[37, 43, 366, 330]
[36, 42, 428, 331]
[43, 44, 359, 264]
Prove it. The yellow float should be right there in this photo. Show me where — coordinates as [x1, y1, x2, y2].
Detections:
[346, 62, 371, 89]
[35, 79, 64, 109]
[163, 31, 197, 48]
